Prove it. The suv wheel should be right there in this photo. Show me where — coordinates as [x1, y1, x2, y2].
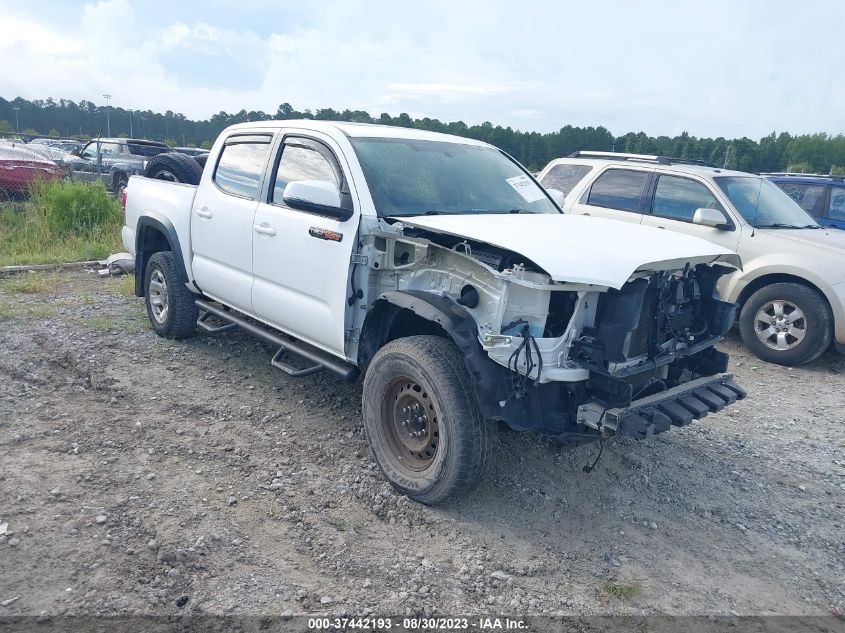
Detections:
[362, 335, 492, 505]
[144, 251, 198, 339]
[739, 282, 832, 366]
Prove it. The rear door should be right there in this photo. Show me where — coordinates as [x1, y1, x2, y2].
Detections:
[190, 133, 272, 313]
[639, 173, 741, 251]
[251, 132, 359, 355]
[569, 167, 650, 224]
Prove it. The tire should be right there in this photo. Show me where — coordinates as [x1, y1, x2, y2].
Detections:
[194, 154, 208, 169]
[739, 282, 832, 366]
[362, 335, 492, 505]
[144, 251, 198, 339]
[144, 152, 203, 185]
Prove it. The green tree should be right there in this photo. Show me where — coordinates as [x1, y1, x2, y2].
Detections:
[48, 128, 60, 137]
[0, 120, 12, 133]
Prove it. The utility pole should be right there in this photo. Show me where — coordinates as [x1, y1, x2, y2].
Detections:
[129, 110, 133, 138]
[13, 107, 20, 132]
[102, 94, 112, 136]
[723, 143, 732, 169]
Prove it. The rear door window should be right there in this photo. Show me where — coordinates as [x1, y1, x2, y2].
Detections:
[775, 182, 826, 216]
[586, 168, 649, 212]
[213, 136, 272, 200]
[651, 174, 722, 222]
[540, 163, 592, 196]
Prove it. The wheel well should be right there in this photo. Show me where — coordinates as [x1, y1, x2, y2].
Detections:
[358, 301, 450, 371]
[135, 226, 172, 296]
[737, 274, 830, 312]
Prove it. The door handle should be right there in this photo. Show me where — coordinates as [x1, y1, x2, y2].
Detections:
[196, 207, 212, 219]
[254, 224, 277, 237]
[583, 213, 591, 216]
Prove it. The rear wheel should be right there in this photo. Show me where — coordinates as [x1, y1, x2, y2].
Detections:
[739, 282, 832, 365]
[144, 251, 198, 339]
[362, 336, 492, 505]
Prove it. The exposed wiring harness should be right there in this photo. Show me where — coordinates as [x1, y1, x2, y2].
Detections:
[505, 323, 543, 402]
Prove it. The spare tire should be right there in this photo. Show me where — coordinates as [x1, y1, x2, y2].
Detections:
[144, 152, 203, 185]
[194, 154, 209, 169]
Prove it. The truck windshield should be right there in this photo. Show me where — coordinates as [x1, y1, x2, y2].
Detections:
[350, 137, 560, 217]
[714, 176, 819, 229]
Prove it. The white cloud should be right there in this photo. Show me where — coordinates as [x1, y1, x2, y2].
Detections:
[1, 0, 844, 138]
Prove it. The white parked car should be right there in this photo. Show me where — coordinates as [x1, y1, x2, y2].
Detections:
[123, 124, 747, 504]
[539, 152, 845, 366]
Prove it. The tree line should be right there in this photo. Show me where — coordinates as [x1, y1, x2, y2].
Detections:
[1, 96, 843, 174]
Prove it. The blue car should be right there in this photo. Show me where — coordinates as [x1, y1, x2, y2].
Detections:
[765, 173, 845, 230]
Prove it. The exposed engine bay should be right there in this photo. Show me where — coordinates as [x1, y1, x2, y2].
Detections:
[349, 219, 744, 444]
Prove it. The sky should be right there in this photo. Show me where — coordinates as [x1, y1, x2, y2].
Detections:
[1, 0, 843, 139]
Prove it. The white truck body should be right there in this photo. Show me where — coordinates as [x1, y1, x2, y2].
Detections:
[123, 121, 747, 503]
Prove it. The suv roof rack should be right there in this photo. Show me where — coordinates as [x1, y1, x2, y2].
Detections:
[761, 172, 844, 180]
[567, 150, 711, 167]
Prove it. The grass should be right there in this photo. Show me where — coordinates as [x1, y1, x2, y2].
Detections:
[602, 580, 642, 601]
[3, 272, 58, 294]
[325, 517, 349, 532]
[0, 180, 123, 267]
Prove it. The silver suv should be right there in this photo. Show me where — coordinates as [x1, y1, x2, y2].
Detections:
[539, 151, 845, 366]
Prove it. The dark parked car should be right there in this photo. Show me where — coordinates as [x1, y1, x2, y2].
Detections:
[766, 173, 845, 230]
[66, 138, 171, 195]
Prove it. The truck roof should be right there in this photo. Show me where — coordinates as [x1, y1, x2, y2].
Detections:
[223, 120, 492, 147]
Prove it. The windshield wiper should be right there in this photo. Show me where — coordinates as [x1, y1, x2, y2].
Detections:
[756, 223, 817, 229]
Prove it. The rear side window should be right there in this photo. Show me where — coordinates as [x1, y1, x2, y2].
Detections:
[775, 182, 826, 216]
[213, 137, 271, 200]
[829, 186, 845, 221]
[272, 144, 338, 203]
[540, 163, 592, 196]
[586, 169, 649, 212]
[651, 175, 721, 222]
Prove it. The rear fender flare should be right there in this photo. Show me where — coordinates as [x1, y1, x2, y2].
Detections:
[135, 213, 188, 296]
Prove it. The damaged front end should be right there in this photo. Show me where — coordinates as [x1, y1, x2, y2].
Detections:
[354, 218, 746, 445]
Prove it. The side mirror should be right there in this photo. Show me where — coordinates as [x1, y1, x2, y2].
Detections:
[546, 187, 566, 207]
[693, 207, 730, 229]
[282, 180, 351, 221]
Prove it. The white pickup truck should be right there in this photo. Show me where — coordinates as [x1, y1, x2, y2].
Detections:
[123, 121, 746, 504]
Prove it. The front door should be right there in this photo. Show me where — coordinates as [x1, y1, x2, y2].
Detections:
[638, 173, 741, 251]
[190, 133, 272, 313]
[73, 141, 100, 183]
[251, 133, 359, 355]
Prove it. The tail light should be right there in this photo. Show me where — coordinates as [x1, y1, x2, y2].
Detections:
[121, 190, 127, 211]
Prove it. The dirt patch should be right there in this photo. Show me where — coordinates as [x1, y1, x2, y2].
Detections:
[0, 270, 843, 617]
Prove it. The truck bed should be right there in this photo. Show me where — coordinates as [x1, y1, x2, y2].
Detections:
[122, 176, 198, 279]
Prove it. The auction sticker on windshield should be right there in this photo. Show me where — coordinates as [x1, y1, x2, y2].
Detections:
[506, 175, 546, 203]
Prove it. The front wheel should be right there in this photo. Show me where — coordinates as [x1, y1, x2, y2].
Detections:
[144, 251, 198, 339]
[362, 336, 492, 505]
[739, 282, 832, 366]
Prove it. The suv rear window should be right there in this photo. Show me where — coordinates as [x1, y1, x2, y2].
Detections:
[540, 163, 592, 196]
[586, 168, 648, 212]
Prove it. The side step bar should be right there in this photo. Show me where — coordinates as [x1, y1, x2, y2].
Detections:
[195, 299, 359, 383]
[577, 373, 747, 438]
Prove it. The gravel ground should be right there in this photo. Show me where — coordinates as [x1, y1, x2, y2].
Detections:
[0, 269, 843, 619]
